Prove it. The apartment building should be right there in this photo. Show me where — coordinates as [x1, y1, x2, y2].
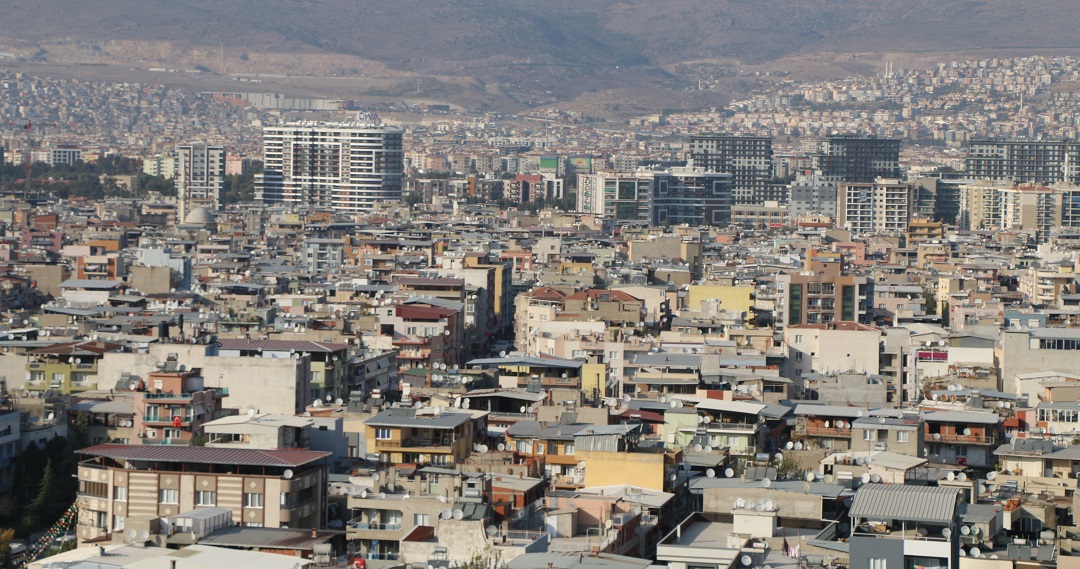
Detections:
[364, 407, 488, 467]
[965, 139, 1080, 185]
[775, 262, 873, 329]
[256, 121, 404, 212]
[75, 444, 330, 543]
[132, 363, 230, 445]
[836, 179, 914, 234]
[688, 134, 773, 204]
[176, 143, 225, 221]
[812, 136, 901, 183]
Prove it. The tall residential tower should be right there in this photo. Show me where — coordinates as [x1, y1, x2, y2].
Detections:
[255, 121, 403, 212]
[689, 135, 773, 204]
[176, 143, 225, 220]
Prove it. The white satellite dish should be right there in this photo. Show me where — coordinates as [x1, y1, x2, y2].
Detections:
[463, 398, 471, 409]
[870, 474, 882, 483]
[762, 478, 772, 488]
[960, 526, 971, 536]
[947, 471, 956, 481]
[704, 445, 713, 453]
[794, 442, 804, 450]
[724, 468, 735, 478]
[764, 499, 775, 511]
[806, 472, 816, 482]
[284, 469, 294, 479]
[861, 473, 871, 484]
[740, 555, 752, 567]
[755, 501, 766, 512]
[436, 495, 447, 503]
[693, 444, 703, 451]
[823, 421, 830, 428]
[247, 408, 257, 417]
[706, 469, 716, 478]
[969, 547, 980, 558]
[361, 490, 368, 499]
[498, 443, 506, 451]
[520, 406, 527, 413]
[774, 453, 783, 461]
[785, 441, 794, 450]
[958, 472, 968, 482]
[453, 509, 464, 520]
[335, 398, 344, 406]
[942, 528, 952, 538]
[986, 471, 997, 480]
[313, 399, 323, 407]
[378, 492, 386, 500]
[441, 509, 452, 520]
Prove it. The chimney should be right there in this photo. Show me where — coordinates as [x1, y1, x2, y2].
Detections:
[98, 546, 106, 557]
[312, 529, 318, 539]
[170, 560, 177, 569]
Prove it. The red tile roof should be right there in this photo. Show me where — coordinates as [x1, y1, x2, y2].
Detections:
[563, 289, 642, 303]
[77, 444, 331, 467]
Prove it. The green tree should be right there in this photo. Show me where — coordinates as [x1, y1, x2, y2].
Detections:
[775, 454, 807, 481]
[922, 285, 938, 316]
[22, 459, 55, 532]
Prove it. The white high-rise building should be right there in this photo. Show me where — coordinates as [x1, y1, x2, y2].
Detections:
[255, 122, 403, 212]
[176, 143, 225, 220]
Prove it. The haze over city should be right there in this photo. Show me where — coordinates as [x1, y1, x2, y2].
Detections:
[1, 3, 1080, 569]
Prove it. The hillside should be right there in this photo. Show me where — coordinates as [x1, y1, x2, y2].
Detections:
[2, 0, 1079, 110]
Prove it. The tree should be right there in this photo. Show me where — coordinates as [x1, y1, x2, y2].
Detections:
[457, 552, 507, 569]
[22, 459, 54, 532]
[775, 454, 807, 481]
[922, 285, 938, 316]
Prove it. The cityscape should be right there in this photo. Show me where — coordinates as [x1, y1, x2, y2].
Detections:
[3, 7, 1080, 569]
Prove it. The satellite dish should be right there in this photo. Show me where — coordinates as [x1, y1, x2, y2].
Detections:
[947, 472, 956, 481]
[870, 474, 882, 483]
[361, 490, 368, 499]
[372, 472, 380, 482]
[861, 473, 871, 484]
[313, 399, 323, 407]
[499, 351, 506, 358]
[126, 529, 137, 541]
[755, 501, 765, 512]
[724, 468, 735, 478]
[453, 509, 464, 520]
[436, 495, 447, 503]
[704, 445, 713, 453]
[46, 412, 54, 421]
[794, 442, 804, 450]
[740, 555, 753, 567]
[520, 406, 527, 413]
[960, 526, 971, 536]
[764, 499, 775, 511]
[335, 398, 344, 406]
[762, 478, 772, 488]
[284, 469, 294, 479]
[247, 408, 257, 417]
[958, 472, 968, 482]
[498, 443, 506, 451]
[480, 445, 488, 453]
[693, 444, 703, 451]
[785, 441, 794, 450]
[824, 475, 835, 484]
[987, 471, 997, 480]
[806, 472, 816, 482]
[441, 509, 452, 520]
[463, 398, 471, 409]
[963, 428, 972, 436]
[378, 492, 386, 500]
[969, 547, 980, 558]
[736, 498, 745, 509]
[942, 528, 952, 538]
[139, 530, 150, 541]
[706, 469, 716, 478]
[823, 421, 830, 428]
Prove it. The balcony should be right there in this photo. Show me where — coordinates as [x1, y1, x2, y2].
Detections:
[798, 426, 852, 437]
[143, 417, 192, 427]
[926, 432, 997, 445]
[347, 520, 403, 532]
[397, 350, 432, 360]
[374, 438, 454, 452]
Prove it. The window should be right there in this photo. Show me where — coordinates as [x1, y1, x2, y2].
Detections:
[864, 430, 876, 441]
[375, 428, 391, 440]
[159, 489, 179, 504]
[113, 515, 125, 531]
[414, 513, 429, 526]
[794, 335, 803, 344]
[868, 559, 886, 569]
[195, 491, 216, 506]
[244, 522, 264, 528]
[147, 429, 157, 439]
[564, 444, 574, 455]
[244, 493, 263, 508]
[114, 486, 127, 501]
[897, 431, 909, 443]
[536, 444, 545, 455]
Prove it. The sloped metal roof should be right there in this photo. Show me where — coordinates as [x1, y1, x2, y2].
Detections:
[850, 484, 959, 524]
[77, 444, 330, 467]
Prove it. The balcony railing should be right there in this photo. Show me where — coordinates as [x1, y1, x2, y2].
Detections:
[347, 520, 403, 532]
[374, 439, 454, 450]
[798, 426, 852, 437]
[927, 432, 997, 444]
